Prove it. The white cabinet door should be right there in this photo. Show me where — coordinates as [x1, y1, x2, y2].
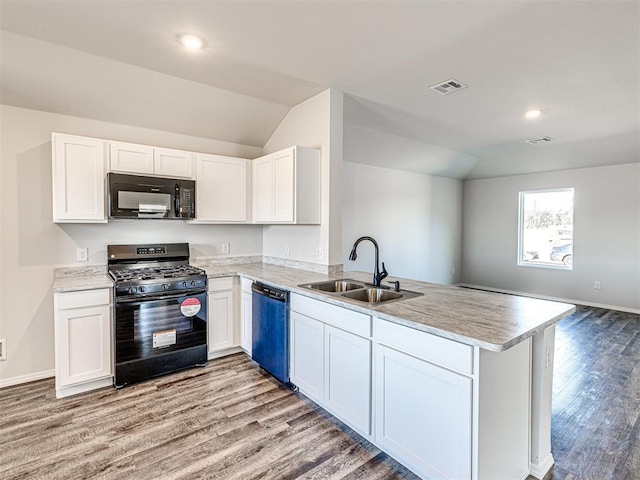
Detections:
[290, 311, 324, 403]
[375, 345, 473, 480]
[110, 142, 194, 179]
[154, 147, 194, 179]
[272, 150, 295, 222]
[52, 133, 107, 223]
[241, 291, 252, 354]
[208, 290, 235, 353]
[195, 154, 248, 222]
[325, 325, 372, 435]
[56, 304, 111, 388]
[253, 156, 273, 222]
[251, 146, 319, 224]
[109, 141, 154, 174]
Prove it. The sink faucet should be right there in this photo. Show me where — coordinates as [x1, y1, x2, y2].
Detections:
[348, 236, 388, 287]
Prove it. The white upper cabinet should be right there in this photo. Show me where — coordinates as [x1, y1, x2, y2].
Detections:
[109, 142, 154, 174]
[154, 147, 195, 179]
[110, 141, 194, 179]
[52, 133, 107, 223]
[193, 153, 250, 223]
[252, 146, 320, 224]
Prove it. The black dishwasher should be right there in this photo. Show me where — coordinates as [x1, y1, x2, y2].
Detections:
[251, 282, 290, 385]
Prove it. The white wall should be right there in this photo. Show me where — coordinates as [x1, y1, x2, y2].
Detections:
[262, 89, 344, 265]
[342, 162, 462, 285]
[461, 163, 640, 311]
[0, 105, 264, 384]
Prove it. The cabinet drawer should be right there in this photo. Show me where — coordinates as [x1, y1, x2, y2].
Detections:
[375, 318, 473, 376]
[208, 276, 234, 292]
[55, 289, 111, 310]
[291, 293, 371, 337]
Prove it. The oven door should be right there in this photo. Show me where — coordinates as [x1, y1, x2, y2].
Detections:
[114, 290, 207, 365]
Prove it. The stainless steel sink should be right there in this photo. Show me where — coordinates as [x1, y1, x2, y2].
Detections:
[299, 279, 365, 293]
[298, 279, 423, 305]
[341, 288, 403, 303]
[341, 287, 423, 305]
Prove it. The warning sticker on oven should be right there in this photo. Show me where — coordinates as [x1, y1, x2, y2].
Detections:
[180, 297, 201, 317]
[153, 329, 177, 348]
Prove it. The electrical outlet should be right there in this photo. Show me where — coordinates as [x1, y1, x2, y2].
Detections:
[316, 247, 324, 260]
[594, 281, 601, 290]
[451, 267, 456, 275]
[284, 244, 290, 256]
[0, 339, 6, 361]
[221, 243, 230, 254]
[76, 248, 88, 262]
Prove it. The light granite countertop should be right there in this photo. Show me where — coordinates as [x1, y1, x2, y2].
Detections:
[195, 262, 576, 352]
[52, 266, 113, 292]
[51, 262, 576, 352]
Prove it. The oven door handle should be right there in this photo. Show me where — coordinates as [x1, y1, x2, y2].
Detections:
[115, 290, 206, 304]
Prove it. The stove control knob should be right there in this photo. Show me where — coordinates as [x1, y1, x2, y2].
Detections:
[162, 284, 169, 290]
[191, 280, 196, 287]
[182, 281, 188, 288]
[139, 286, 146, 293]
[127, 287, 135, 294]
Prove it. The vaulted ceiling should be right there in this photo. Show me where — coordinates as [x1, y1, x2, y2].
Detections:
[1, 1, 638, 179]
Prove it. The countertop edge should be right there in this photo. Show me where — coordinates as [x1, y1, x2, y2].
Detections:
[50, 264, 577, 352]
[205, 268, 576, 352]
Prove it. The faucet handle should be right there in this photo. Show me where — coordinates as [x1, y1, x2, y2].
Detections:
[379, 262, 388, 281]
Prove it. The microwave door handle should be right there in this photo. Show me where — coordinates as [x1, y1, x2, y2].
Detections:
[174, 184, 180, 218]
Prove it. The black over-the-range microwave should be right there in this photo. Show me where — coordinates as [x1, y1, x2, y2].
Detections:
[108, 173, 196, 220]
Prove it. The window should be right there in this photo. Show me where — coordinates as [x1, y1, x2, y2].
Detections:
[518, 188, 574, 269]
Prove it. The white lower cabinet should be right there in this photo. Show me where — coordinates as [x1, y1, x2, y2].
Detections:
[54, 288, 113, 398]
[240, 278, 253, 354]
[325, 325, 371, 434]
[290, 294, 372, 438]
[290, 311, 325, 403]
[289, 295, 531, 480]
[207, 277, 237, 357]
[374, 317, 531, 480]
[375, 344, 472, 480]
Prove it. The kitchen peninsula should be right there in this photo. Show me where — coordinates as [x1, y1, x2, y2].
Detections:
[52, 261, 575, 480]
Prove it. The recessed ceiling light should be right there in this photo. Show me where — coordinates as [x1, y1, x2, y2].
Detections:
[525, 109, 542, 119]
[177, 33, 206, 50]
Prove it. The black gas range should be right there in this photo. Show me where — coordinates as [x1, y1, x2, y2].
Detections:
[108, 243, 208, 388]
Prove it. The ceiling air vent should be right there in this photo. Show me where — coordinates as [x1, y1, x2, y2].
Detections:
[526, 136, 554, 145]
[429, 79, 468, 95]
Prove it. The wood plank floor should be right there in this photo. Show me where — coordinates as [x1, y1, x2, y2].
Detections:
[0, 353, 418, 480]
[1, 305, 639, 480]
[531, 306, 640, 480]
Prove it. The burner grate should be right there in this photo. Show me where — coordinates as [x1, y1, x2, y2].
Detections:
[109, 265, 206, 283]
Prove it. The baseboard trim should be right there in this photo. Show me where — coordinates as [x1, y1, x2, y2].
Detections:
[208, 346, 244, 360]
[0, 369, 55, 389]
[56, 376, 113, 398]
[456, 283, 640, 315]
[530, 453, 555, 479]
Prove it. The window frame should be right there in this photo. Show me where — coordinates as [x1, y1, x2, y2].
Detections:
[517, 187, 574, 270]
